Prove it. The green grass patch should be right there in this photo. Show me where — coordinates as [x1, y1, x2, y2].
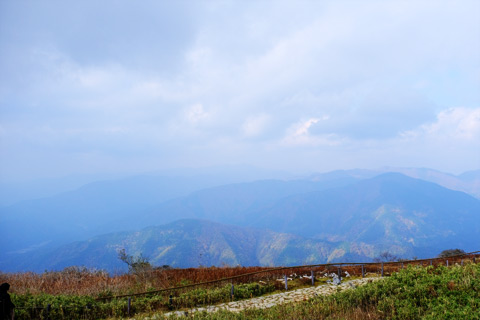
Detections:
[11, 282, 275, 320]
[154, 263, 480, 320]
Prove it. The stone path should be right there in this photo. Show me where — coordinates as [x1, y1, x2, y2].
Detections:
[160, 277, 382, 318]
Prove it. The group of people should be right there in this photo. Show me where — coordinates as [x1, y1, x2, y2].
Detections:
[0, 283, 14, 320]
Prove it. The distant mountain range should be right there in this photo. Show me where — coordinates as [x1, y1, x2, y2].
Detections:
[138, 172, 480, 261]
[0, 170, 366, 258]
[135, 173, 362, 228]
[1, 168, 479, 272]
[246, 173, 480, 255]
[11, 219, 337, 272]
[381, 167, 480, 199]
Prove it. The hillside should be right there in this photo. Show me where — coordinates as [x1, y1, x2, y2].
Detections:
[246, 173, 480, 256]
[0, 175, 213, 252]
[2, 170, 480, 272]
[142, 173, 480, 259]
[6, 254, 480, 319]
[7, 219, 335, 272]
[138, 175, 359, 227]
[175, 263, 480, 320]
[0, 172, 292, 258]
[0, 173, 361, 269]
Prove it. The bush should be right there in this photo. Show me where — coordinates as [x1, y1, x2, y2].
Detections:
[438, 248, 466, 258]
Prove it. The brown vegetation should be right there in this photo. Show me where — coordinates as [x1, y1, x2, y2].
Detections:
[1, 253, 475, 298]
[0, 266, 272, 296]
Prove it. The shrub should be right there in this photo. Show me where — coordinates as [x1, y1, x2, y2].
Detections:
[438, 248, 466, 258]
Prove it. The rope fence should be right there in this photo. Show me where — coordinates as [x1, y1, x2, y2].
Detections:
[97, 250, 480, 300]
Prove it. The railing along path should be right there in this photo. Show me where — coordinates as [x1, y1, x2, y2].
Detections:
[96, 250, 480, 301]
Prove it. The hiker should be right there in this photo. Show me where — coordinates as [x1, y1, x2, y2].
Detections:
[0, 283, 14, 320]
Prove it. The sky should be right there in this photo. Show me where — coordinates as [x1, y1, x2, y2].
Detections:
[1, 0, 479, 182]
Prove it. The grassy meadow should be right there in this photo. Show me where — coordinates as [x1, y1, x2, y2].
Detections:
[1, 259, 479, 319]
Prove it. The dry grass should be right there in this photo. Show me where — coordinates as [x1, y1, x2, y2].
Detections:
[0, 266, 272, 296]
[1, 255, 474, 297]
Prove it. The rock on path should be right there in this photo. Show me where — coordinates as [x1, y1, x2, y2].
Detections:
[161, 277, 382, 318]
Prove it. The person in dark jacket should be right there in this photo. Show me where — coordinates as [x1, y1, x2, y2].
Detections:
[0, 283, 14, 320]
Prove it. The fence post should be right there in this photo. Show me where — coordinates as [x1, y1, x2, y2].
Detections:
[446, 260, 449, 267]
[284, 274, 288, 291]
[85, 303, 91, 318]
[46, 304, 51, 320]
[474, 257, 476, 263]
[311, 270, 315, 286]
[337, 267, 341, 279]
[230, 283, 234, 300]
[361, 264, 364, 278]
[381, 263, 384, 277]
[461, 260, 464, 266]
[128, 297, 131, 315]
[430, 259, 433, 266]
[401, 262, 404, 269]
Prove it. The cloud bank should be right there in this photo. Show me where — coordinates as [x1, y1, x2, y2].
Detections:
[0, 0, 479, 180]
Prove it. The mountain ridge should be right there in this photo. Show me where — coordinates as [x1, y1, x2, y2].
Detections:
[2, 169, 479, 272]
[5, 219, 337, 272]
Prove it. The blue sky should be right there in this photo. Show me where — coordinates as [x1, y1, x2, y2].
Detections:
[1, 0, 479, 182]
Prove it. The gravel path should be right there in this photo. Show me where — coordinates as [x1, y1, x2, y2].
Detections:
[160, 277, 382, 318]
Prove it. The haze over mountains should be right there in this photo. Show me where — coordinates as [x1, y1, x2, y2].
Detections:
[12, 220, 336, 272]
[1, 167, 479, 272]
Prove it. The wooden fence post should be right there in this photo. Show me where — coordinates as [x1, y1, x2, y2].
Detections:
[430, 259, 433, 266]
[361, 264, 364, 278]
[284, 274, 288, 291]
[446, 260, 449, 267]
[381, 263, 384, 277]
[230, 283, 234, 300]
[128, 297, 131, 315]
[311, 270, 315, 286]
[85, 303, 92, 318]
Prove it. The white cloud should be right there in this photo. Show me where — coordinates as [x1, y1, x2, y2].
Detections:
[185, 103, 210, 124]
[293, 118, 321, 137]
[402, 107, 480, 141]
[282, 117, 341, 146]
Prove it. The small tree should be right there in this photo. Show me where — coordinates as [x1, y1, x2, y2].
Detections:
[117, 248, 152, 275]
[373, 251, 400, 262]
[438, 249, 466, 258]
